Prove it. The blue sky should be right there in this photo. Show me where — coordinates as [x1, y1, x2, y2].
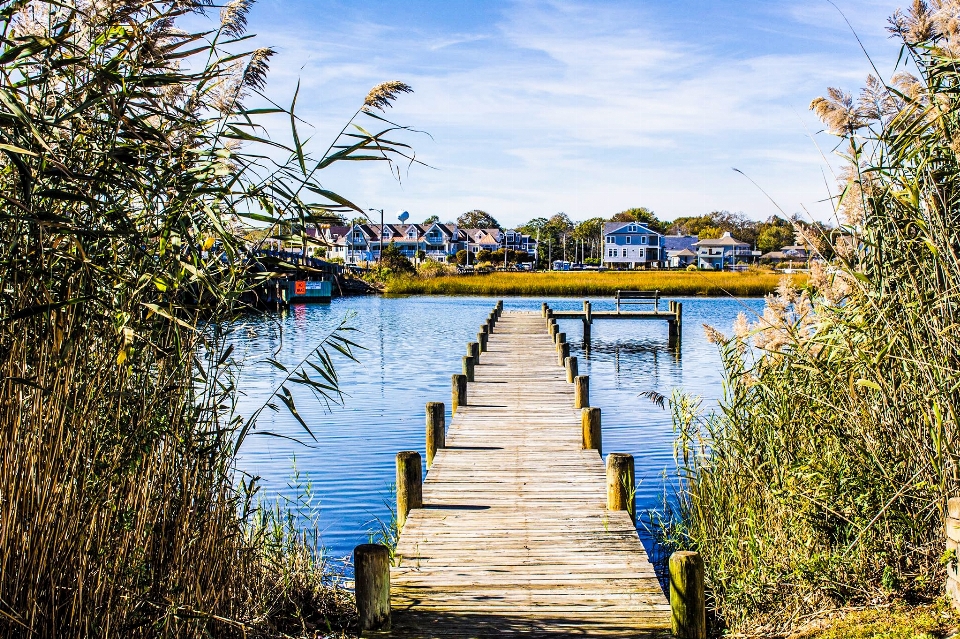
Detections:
[218, 0, 904, 227]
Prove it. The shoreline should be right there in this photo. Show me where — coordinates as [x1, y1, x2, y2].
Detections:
[382, 270, 803, 297]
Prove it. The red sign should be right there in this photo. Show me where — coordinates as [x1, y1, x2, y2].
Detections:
[294, 280, 306, 296]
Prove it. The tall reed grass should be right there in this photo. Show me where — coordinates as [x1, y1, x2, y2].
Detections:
[661, 3, 960, 633]
[385, 270, 795, 297]
[0, 1, 413, 635]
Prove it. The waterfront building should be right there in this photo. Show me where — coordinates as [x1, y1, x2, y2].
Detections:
[693, 232, 756, 269]
[602, 222, 665, 269]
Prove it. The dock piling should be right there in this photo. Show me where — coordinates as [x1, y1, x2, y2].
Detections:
[541, 302, 548, 317]
[462, 355, 475, 382]
[467, 342, 480, 362]
[354, 544, 391, 632]
[452, 374, 467, 412]
[396, 451, 423, 529]
[558, 341, 570, 366]
[606, 452, 635, 519]
[565, 356, 578, 382]
[478, 330, 488, 352]
[670, 551, 706, 639]
[425, 402, 445, 469]
[574, 375, 589, 408]
[582, 407, 601, 455]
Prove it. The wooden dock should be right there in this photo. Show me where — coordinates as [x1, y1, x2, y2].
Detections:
[546, 299, 683, 347]
[365, 307, 673, 637]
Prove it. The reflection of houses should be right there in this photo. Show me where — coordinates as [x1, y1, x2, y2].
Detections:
[602, 222, 665, 268]
[694, 232, 755, 269]
[664, 234, 699, 268]
[323, 223, 537, 264]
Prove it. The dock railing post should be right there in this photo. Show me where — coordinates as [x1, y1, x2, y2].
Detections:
[425, 402, 445, 469]
[677, 302, 683, 341]
[558, 341, 570, 366]
[583, 300, 592, 345]
[670, 551, 706, 639]
[549, 321, 558, 338]
[541, 302, 548, 317]
[478, 326, 488, 352]
[555, 331, 565, 348]
[574, 375, 589, 408]
[467, 341, 480, 362]
[462, 355, 475, 382]
[565, 356, 578, 382]
[396, 451, 423, 530]
[452, 374, 467, 412]
[354, 544, 391, 632]
[606, 452, 635, 519]
[582, 407, 601, 454]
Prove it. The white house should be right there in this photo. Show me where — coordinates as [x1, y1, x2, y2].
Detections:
[664, 234, 699, 268]
[602, 222, 665, 268]
[693, 232, 755, 269]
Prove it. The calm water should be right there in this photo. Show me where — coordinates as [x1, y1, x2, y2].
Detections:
[231, 295, 763, 564]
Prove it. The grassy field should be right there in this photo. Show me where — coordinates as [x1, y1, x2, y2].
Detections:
[384, 270, 800, 297]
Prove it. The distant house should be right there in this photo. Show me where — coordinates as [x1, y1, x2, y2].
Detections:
[664, 234, 699, 268]
[602, 222, 665, 268]
[324, 223, 535, 264]
[693, 232, 755, 269]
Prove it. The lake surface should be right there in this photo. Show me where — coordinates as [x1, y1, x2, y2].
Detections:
[231, 295, 764, 567]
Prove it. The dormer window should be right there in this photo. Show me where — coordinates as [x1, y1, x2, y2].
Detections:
[407, 229, 416, 238]
[382, 229, 390, 238]
[629, 225, 637, 232]
[353, 231, 362, 242]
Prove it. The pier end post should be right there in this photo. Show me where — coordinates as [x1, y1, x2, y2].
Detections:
[354, 544, 391, 632]
[670, 551, 706, 639]
[425, 402, 445, 469]
[452, 374, 467, 412]
[574, 375, 589, 408]
[606, 452, 634, 518]
[582, 407, 601, 455]
[565, 356, 578, 382]
[396, 451, 423, 530]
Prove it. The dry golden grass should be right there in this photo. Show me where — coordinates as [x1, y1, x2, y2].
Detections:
[385, 270, 800, 297]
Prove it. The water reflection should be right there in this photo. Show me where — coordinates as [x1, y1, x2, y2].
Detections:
[231, 295, 764, 566]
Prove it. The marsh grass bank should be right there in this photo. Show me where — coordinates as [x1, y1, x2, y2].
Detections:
[385, 270, 798, 297]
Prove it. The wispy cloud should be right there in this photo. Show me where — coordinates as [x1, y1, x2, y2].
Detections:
[235, 0, 904, 226]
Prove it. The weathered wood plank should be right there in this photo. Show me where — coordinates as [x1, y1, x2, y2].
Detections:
[383, 311, 670, 638]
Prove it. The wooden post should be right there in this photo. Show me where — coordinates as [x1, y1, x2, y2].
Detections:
[496, 300, 503, 313]
[565, 356, 578, 382]
[606, 452, 634, 518]
[555, 331, 566, 348]
[670, 551, 706, 639]
[463, 355, 475, 382]
[574, 375, 589, 408]
[396, 451, 422, 529]
[478, 331, 488, 352]
[558, 341, 569, 366]
[676, 302, 683, 341]
[467, 341, 480, 362]
[425, 402, 445, 469]
[452, 374, 467, 412]
[582, 407, 601, 455]
[486, 317, 495, 334]
[549, 321, 558, 338]
[668, 319, 678, 347]
[545, 308, 554, 320]
[541, 302, 548, 317]
[354, 544, 391, 631]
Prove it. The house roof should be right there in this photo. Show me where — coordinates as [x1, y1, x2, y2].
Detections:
[668, 248, 697, 257]
[694, 232, 749, 247]
[603, 222, 661, 236]
[664, 235, 698, 251]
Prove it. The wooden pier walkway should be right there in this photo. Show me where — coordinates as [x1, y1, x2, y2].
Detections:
[377, 309, 672, 637]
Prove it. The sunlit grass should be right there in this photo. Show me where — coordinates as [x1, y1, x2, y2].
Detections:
[385, 270, 800, 297]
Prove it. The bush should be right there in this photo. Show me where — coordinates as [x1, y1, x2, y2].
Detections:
[665, 10, 960, 632]
[417, 260, 456, 278]
[380, 244, 415, 275]
[686, 264, 698, 271]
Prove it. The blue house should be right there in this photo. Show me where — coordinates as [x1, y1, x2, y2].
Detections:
[602, 222, 665, 268]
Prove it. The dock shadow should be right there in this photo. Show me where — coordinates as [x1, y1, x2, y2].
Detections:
[423, 504, 491, 511]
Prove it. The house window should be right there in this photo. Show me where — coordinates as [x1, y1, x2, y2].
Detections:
[353, 232, 362, 242]
[641, 236, 648, 245]
[626, 237, 632, 244]
[606, 236, 614, 244]
[629, 225, 636, 232]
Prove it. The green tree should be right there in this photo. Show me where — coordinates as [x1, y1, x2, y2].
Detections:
[756, 218, 796, 253]
[476, 249, 493, 263]
[457, 210, 500, 229]
[423, 215, 440, 225]
[574, 217, 605, 261]
[380, 244, 415, 274]
[611, 207, 668, 233]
